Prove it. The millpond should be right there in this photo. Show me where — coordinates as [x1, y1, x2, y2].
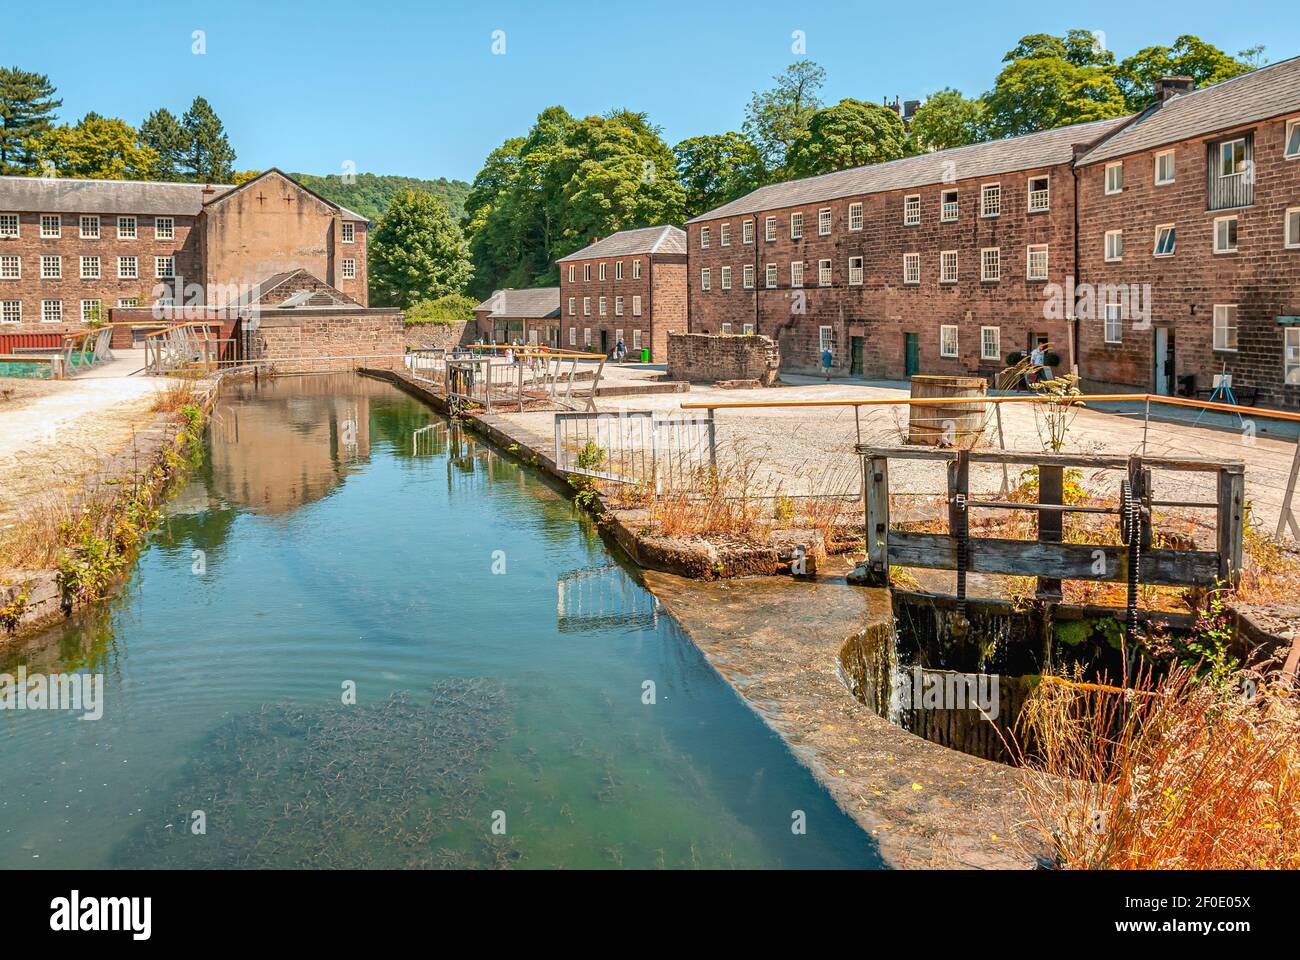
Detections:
[0, 373, 882, 869]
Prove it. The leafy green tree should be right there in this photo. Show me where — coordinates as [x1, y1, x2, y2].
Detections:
[1114, 36, 1255, 111]
[0, 67, 61, 174]
[908, 88, 988, 152]
[404, 293, 480, 326]
[291, 172, 471, 223]
[139, 108, 187, 180]
[179, 96, 236, 182]
[785, 99, 908, 178]
[742, 60, 826, 174]
[28, 114, 159, 180]
[369, 190, 473, 308]
[983, 35, 1128, 138]
[674, 132, 764, 217]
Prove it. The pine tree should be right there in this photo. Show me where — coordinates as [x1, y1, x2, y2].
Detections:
[140, 108, 187, 181]
[179, 96, 236, 183]
[0, 67, 62, 174]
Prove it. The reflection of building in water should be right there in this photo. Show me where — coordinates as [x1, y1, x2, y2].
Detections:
[209, 375, 379, 515]
[556, 565, 658, 633]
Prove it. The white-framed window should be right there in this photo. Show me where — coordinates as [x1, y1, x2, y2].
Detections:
[568, 297, 576, 316]
[743, 323, 754, 335]
[615, 260, 624, 280]
[632, 259, 641, 279]
[1154, 150, 1175, 185]
[848, 202, 863, 231]
[1154, 224, 1177, 257]
[1, 300, 21, 323]
[980, 326, 1000, 361]
[155, 216, 175, 240]
[569, 326, 576, 346]
[614, 327, 624, 346]
[40, 214, 60, 238]
[155, 256, 175, 279]
[981, 183, 1001, 218]
[720, 266, 732, 290]
[1026, 244, 1049, 281]
[720, 323, 733, 335]
[584, 327, 592, 348]
[1027, 176, 1050, 212]
[0, 214, 18, 238]
[700, 226, 711, 249]
[1214, 216, 1239, 254]
[848, 256, 863, 286]
[765, 216, 777, 241]
[117, 215, 137, 240]
[116, 298, 139, 308]
[568, 265, 575, 283]
[940, 324, 959, 358]
[818, 259, 832, 287]
[903, 252, 920, 285]
[980, 247, 1000, 282]
[1104, 229, 1124, 262]
[632, 295, 642, 316]
[80, 255, 100, 279]
[598, 296, 607, 316]
[583, 296, 591, 316]
[111, 255, 135, 280]
[1213, 304, 1238, 351]
[0, 255, 19, 280]
[80, 299, 101, 323]
[819, 325, 833, 356]
[790, 261, 804, 288]
[742, 264, 754, 289]
[790, 212, 803, 239]
[598, 262, 606, 281]
[939, 250, 958, 284]
[720, 223, 731, 246]
[940, 189, 958, 222]
[41, 255, 61, 279]
[1218, 138, 1248, 178]
[340, 258, 356, 280]
[1105, 162, 1124, 195]
[700, 268, 711, 291]
[742, 219, 754, 244]
[818, 208, 831, 236]
[1287, 119, 1300, 160]
[904, 195, 920, 226]
[1104, 302, 1123, 344]
[583, 263, 591, 282]
[765, 263, 777, 288]
[341, 221, 355, 244]
[1287, 207, 1300, 249]
[79, 215, 100, 239]
[1286, 328, 1300, 385]
[41, 299, 62, 323]
[632, 329, 642, 350]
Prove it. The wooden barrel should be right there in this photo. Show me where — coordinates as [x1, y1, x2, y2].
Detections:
[907, 375, 988, 448]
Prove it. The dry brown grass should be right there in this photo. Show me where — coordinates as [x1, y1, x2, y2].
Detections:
[149, 378, 200, 413]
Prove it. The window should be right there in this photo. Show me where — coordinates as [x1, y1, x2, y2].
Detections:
[848, 256, 863, 286]
[340, 221, 355, 244]
[1027, 244, 1049, 281]
[568, 297, 576, 316]
[41, 255, 61, 279]
[1287, 207, 1300, 249]
[80, 215, 100, 239]
[598, 296, 607, 316]
[155, 256, 174, 279]
[720, 323, 732, 335]
[981, 184, 1001, 217]
[940, 189, 958, 222]
[598, 262, 606, 281]
[818, 208, 831, 236]
[341, 258, 356, 280]
[583, 264, 591, 282]
[848, 202, 863, 231]
[790, 261, 804, 288]
[568, 265, 575, 283]
[720, 223, 731, 246]
[940, 324, 958, 357]
[632, 295, 642, 316]
[903, 253, 920, 285]
[41, 214, 60, 238]
[790, 212, 803, 239]
[981, 247, 1000, 282]
[818, 259, 832, 287]
[1218, 138, 1248, 177]
[742, 264, 754, 289]
[116, 298, 139, 308]
[0, 255, 19, 280]
[569, 327, 576, 346]
[80, 299, 101, 323]
[584, 328, 592, 348]
[80, 255, 100, 279]
[742, 219, 754, 244]
[904, 195, 920, 225]
[0, 214, 18, 238]
[117, 216, 137, 240]
[1027, 176, 1050, 212]
[1105, 162, 1123, 195]
[765, 216, 776, 241]
[632, 259, 641, 279]
[819, 325, 833, 356]
[1288, 120, 1300, 160]
[939, 250, 958, 284]
[1214, 216, 1239, 254]
[742, 324, 754, 336]
[118, 255, 138, 279]
[632, 329, 642, 350]
[615, 261, 623, 280]
[980, 326, 1000, 361]
[1, 301, 20, 324]
[155, 219, 174, 245]
[700, 268, 711, 291]
[614, 328, 623, 346]
[765, 263, 777, 288]
[700, 226, 711, 249]
[1105, 230, 1124, 262]
[1213, 304, 1238, 351]
[720, 266, 732, 290]
[1154, 224, 1177, 257]
[1104, 302, 1123, 344]
[583, 297, 591, 316]
[1154, 150, 1175, 185]
[1287, 328, 1300, 385]
[41, 300, 62, 323]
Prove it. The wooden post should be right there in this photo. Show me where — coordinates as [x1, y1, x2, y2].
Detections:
[706, 408, 718, 469]
[994, 403, 1010, 495]
[863, 456, 890, 586]
[1218, 464, 1245, 587]
[1275, 437, 1300, 540]
[1037, 464, 1064, 601]
[948, 451, 970, 606]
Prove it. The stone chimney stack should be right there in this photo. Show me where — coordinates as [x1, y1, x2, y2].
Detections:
[1155, 76, 1195, 103]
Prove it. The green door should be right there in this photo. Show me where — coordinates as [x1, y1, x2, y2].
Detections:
[850, 336, 864, 376]
[904, 333, 920, 377]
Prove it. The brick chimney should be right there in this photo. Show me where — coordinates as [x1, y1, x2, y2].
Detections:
[201, 183, 217, 203]
[1155, 76, 1195, 103]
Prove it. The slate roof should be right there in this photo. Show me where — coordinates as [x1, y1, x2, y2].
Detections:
[555, 225, 687, 262]
[1076, 55, 1300, 165]
[473, 287, 561, 318]
[686, 117, 1132, 223]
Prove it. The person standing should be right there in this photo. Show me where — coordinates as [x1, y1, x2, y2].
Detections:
[821, 345, 833, 381]
[615, 336, 626, 363]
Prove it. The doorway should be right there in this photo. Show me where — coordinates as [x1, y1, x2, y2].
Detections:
[904, 334, 920, 377]
[1153, 327, 1175, 396]
[850, 336, 864, 377]
[599, 330, 608, 356]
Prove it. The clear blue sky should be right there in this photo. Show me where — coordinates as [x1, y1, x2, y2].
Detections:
[2, 0, 1295, 183]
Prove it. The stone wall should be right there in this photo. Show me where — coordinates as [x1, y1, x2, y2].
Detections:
[667, 332, 780, 386]
[255, 309, 405, 372]
[404, 319, 474, 351]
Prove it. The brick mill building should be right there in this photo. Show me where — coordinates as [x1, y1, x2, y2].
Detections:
[472, 287, 560, 346]
[557, 225, 688, 361]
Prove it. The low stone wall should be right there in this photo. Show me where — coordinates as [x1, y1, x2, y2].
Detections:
[256, 309, 406, 372]
[666, 333, 780, 386]
[404, 319, 473, 352]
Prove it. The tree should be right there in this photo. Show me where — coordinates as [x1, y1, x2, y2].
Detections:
[369, 190, 473, 308]
[674, 132, 764, 218]
[0, 67, 61, 174]
[785, 99, 908, 178]
[983, 35, 1128, 138]
[742, 60, 826, 174]
[28, 114, 159, 180]
[908, 88, 988, 152]
[1114, 36, 1255, 111]
[179, 96, 235, 182]
[139, 108, 187, 180]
